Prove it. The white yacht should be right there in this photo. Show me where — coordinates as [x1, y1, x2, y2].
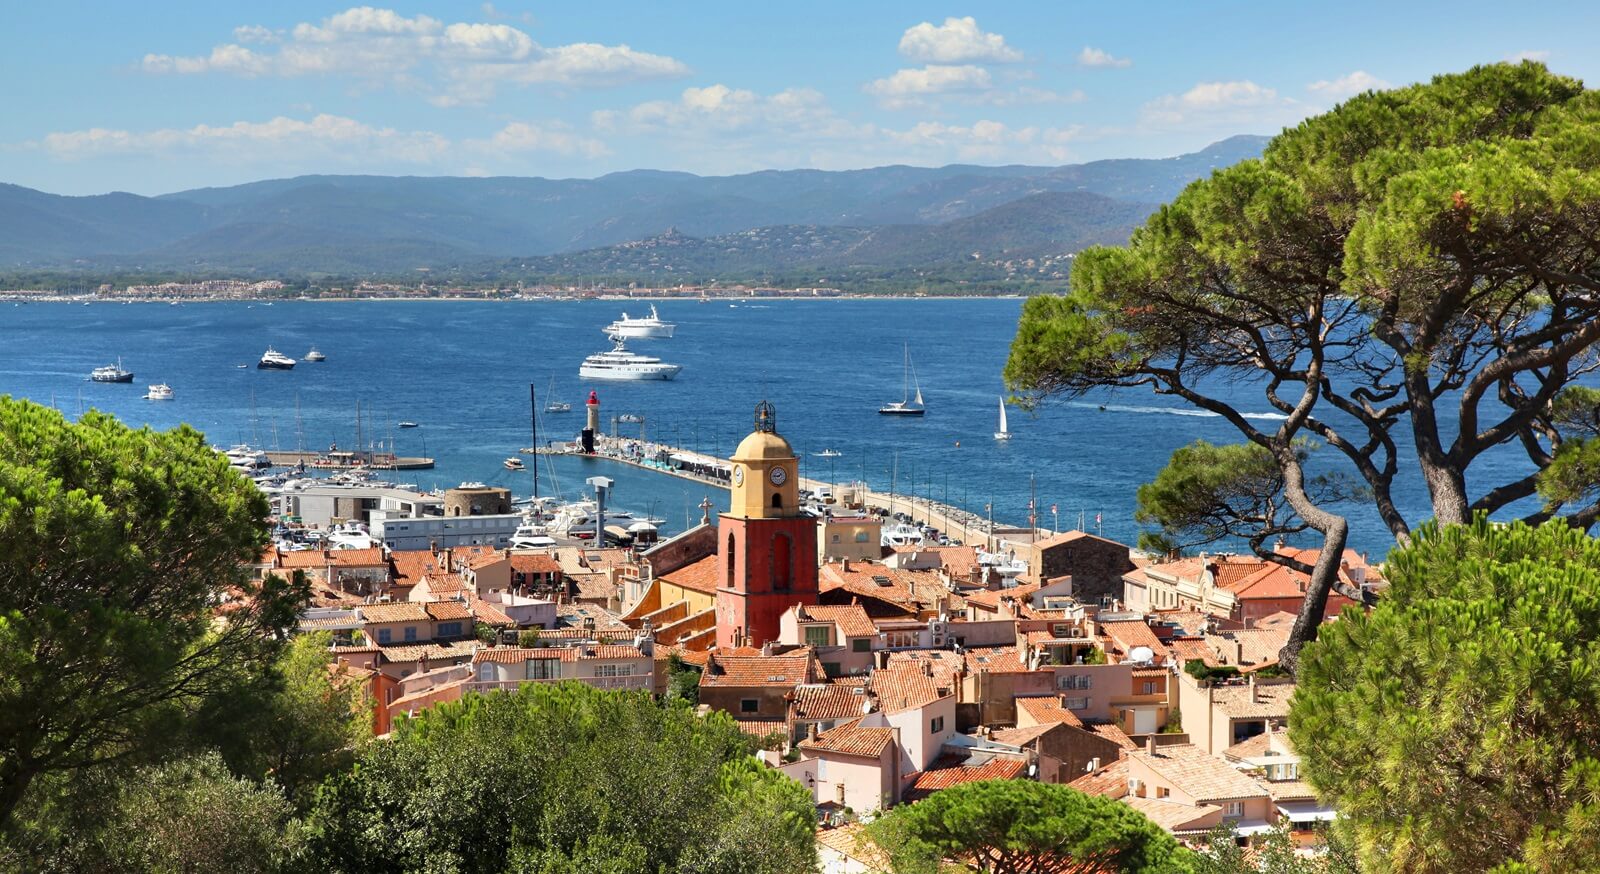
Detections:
[579, 338, 681, 381]
[304, 347, 326, 362]
[881, 523, 926, 548]
[223, 444, 271, 471]
[90, 359, 134, 383]
[544, 376, 571, 412]
[603, 305, 675, 339]
[258, 348, 296, 370]
[815, 449, 842, 458]
[879, 344, 925, 416]
[504, 457, 526, 471]
[143, 383, 174, 401]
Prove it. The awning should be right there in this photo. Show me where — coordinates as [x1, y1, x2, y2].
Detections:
[1230, 820, 1279, 836]
[1276, 802, 1337, 823]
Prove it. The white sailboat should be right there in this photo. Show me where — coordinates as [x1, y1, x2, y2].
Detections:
[879, 344, 926, 416]
[994, 396, 1012, 440]
[544, 377, 572, 412]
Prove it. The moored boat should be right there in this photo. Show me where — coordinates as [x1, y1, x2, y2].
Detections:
[258, 348, 296, 370]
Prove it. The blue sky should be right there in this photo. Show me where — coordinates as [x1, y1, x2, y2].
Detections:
[3, 1, 1595, 195]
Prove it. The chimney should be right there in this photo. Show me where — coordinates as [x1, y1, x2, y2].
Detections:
[1249, 673, 1258, 704]
[1145, 734, 1157, 756]
[807, 722, 819, 742]
[841, 558, 851, 573]
[761, 639, 774, 658]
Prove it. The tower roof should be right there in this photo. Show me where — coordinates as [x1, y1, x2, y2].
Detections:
[732, 429, 795, 462]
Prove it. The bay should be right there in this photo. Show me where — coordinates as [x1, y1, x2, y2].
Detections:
[0, 298, 1542, 554]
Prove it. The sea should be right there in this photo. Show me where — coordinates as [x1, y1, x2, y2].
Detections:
[0, 297, 1552, 556]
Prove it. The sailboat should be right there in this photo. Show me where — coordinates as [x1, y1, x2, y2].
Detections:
[544, 377, 572, 413]
[994, 396, 1012, 440]
[879, 344, 926, 416]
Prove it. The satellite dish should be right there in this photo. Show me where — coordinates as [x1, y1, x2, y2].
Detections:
[1128, 646, 1156, 664]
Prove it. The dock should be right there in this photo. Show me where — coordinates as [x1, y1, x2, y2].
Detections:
[547, 435, 1023, 549]
[264, 450, 436, 471]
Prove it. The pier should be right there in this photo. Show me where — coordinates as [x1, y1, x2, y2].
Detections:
[264, 450, 436, 471]
[545, 435, 1028, 549]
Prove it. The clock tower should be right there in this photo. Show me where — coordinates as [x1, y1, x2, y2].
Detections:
[716, 401, 819, 649]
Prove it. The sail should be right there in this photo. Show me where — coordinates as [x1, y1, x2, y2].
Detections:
[998, 397, 1008, 433]
[909, 349, 924, 408]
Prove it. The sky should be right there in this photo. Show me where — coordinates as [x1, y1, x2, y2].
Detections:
[3, 1, 1596, 195]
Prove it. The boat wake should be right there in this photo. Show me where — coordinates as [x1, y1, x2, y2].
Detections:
[1071, 402, 1288, 421]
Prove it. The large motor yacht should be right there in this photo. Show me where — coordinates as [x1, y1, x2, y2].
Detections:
[578, 338, 682, 381]
[90, 359, 134, 383]
[258, 348, 297, 370]
[603, 304, 675, 339]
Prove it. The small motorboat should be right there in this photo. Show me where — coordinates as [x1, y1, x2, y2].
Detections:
[305, 347, 327, 362]
[398, 421, 419, 429]
[143, 383, 174, 401]
[504, 457, 526, 471]
[815, 449, 842, 458]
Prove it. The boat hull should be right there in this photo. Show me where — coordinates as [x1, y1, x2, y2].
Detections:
[91, 374, 135, 383]
[604, 325, 675, 339]
[994, 433, 1011, 440]
[878, 407, 924, 416]
[257, 361, 296, 370]
[579, 364, 681, 381]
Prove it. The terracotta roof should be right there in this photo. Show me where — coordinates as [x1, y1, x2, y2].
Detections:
[790, 683, 872, 722]
[1209, 627, 1291, 666]
[1261, 779, 1317, 802]
[903, 754, 1027, 801]
[1164, 637, 1218, 666]
[474, 644, 646, 664]
[1032, 529, 1129, 552]
[358, 602, 430, 623]
[1085, 722, 1138, 750]
[276, 549, 336, 569]
[418, 573, 467, 595]
[1098, 620, 1166, 661]
[1070, 758, 1129, 798]
[467, 552, 508, 570]
[510, 553, 562, 575]
[1015, 696, 1083, 728]
[425, 601, 474, 621]
[376, 642, 475, 663]
[815, 824, 890, 869]
[1209, 681, 1295, 719]
[884, 649, 967, 687]
[389, 549, 447, 588]
[799, 718, 895, 758]
[963, 581, 1043, 610]
[1129, 743, 1269, 802]
[962, 647, 1028, 674]
[1121, 796, 1223, 832]
[795, 604, 876, 638]
[701, 650, 818, 687]
[733, 717, 786, 736]
[1151, 610, 1219, 636]
[869, 664, 948, 714]
[660, 554, 720, 595]
[468, 596, 516, 627]
[820, 562, 946, 611]
[989, 723, 1057, 747]
[329, 547, 386, 566]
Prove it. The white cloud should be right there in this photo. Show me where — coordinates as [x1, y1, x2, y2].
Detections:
[38, 114, 450, 165]
[1077, 47, 1130, 69]
[865, 64, 993, 108]
[140, 6, 688, 102]
[468, 121, 609, 158]
[1506, 49, 1550, 63]
[1141, 80, 1299, 129]
[1307, 70, 1390, 99]
[898, 16, 1022, 64]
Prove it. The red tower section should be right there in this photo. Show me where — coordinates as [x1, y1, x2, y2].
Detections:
[715, 513, 819, 649]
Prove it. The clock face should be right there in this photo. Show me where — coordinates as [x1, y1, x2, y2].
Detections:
[733, 466, 745, 486]
[769, 466, 788, 486]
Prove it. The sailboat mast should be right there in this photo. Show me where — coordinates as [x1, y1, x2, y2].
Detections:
[529, 382, 539, 501]
[902, 343, 910, 404]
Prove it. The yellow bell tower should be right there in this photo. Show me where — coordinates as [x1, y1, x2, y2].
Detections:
[729, 400, 799, 519]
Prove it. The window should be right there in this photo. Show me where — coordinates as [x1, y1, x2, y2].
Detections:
[854, 531, 869, 543]
[436, 622, 462, 638]
[1058, 674, 1092, 690]
[740, 699, 760, 714]
[832, 534, 841, 543]
[771, 493, 783, 509]
[595, 664, 634, 678]
[726, 532, 737, 587]
[1064, 697, 1090, 710]
[885, 631, 918, 648]
[1157, 786, 1170, 799]
[1224, 802, 1245, 819]
[376, 627, 392, 644]
[930, 716, 945, 733]
[771, 532, 792, 591]
[1141, 681, 1158, 695]
[527, 659, 560, 680]
[851, 638, 871, 653]
[804, 625, 833, 648]
[403, 626, 417, 642]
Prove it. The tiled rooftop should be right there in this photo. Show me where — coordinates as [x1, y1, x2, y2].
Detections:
[903, 753, 1027, 801]
[1129, 742, 1269, 802]
[800, 718, 895, 758]
[358, 602, 430, 623]
[795, 604, 877, 638]
[790, 682, 871, 722]
[701, 650, 818, 687]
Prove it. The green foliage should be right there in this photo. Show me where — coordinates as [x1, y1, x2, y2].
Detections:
[1081, 646, 1107, 665]
[868, 779, 1185, 874]
[302, 682, 817, 873]
[1292, 516, 1600, 872]
[1184, 661, 1240, 683]
[0, 397, 303, 831]
[1161, 710, 1183, 735]
[3, 752, 300, 874]
[666, 652, 702, 705]
[191, 631, 370, 807]
[518, 629, 545, 648]
[476, 623, 498, 644]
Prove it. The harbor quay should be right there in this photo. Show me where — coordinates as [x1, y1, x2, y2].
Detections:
[548, 434, 1026, 549]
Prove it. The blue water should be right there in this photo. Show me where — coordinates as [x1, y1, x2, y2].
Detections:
[0, 298, 1548, 553]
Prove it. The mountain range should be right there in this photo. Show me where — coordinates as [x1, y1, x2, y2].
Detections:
[0, 135, 1268, 284]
